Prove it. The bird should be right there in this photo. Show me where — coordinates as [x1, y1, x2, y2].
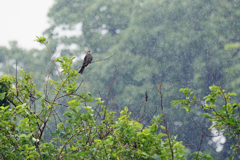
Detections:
[145, 91, 148, 102]
[79, 51, 93, 74]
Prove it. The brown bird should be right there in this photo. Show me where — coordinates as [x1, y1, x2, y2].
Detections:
[79, 51, 93, 74]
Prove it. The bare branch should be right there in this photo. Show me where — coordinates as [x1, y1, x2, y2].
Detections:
[105, 63, 117, 109]
[157, 84, 174, 160]
[91, 52, 117, 64]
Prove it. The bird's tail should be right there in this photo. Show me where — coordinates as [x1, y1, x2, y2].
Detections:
[79, 66, 85, 74]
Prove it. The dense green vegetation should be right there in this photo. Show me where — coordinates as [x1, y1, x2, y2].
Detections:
[0, 41, 187, 159]
[1, 0, 240, 159]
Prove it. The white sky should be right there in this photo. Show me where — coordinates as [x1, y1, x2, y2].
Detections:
[0, 0, 54, 50]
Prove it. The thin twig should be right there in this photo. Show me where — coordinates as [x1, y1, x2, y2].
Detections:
[139, 100, 147, 121]
[139, 104, 154, 122]
[91, 53, 116, 64]
[195, 122, 217, 138]
[137, 100, 145, 121]
[157, 84, 174, 160]
[196, 132, 204, 160]
[105, 63, 117, 109]
[44, 44, 63, 80]
[111, 93, 120, 114]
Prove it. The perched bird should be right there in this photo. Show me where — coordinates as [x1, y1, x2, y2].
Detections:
[79, 51, 93, 74]
[145, 91, 148, 102]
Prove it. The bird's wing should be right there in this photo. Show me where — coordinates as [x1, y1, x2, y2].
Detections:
[83, 54, 88, 66]
[89, 54, 93, 62]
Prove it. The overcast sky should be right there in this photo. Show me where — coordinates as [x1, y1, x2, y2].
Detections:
[0, 0, 54, 50]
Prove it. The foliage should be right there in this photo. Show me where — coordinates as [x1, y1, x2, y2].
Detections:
[1, 0, 240, 158]
[34, 36, 49, 44]
[0, 78, 10, 107]
[173, 84, 240, 159]
[0, 41, 186, 159]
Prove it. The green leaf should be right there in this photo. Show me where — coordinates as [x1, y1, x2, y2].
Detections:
[140, 151, 149, 157]
[200, 113, 212, 119]
[32, 137, 39, 142]
[30, 151, 39, 156]
[49, 79, 59, 85]
[225, 43, 240, 50]
[158, 133, 167, 138]
[68, 100, 77, 104]
[160, 125, 165, 130]
[227, 92, 237, 96]
[19, 134, 27, 138]
[179, 88, 191, 96]
[201, 154, 213, 160]
[34, 36, 47, 44]
[0, 92, 5, 100]
[22, 117, 29, 123]
[181, 106, 190, 112]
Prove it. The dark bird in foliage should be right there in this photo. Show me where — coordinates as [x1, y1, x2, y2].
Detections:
[79, 51, 93, 74]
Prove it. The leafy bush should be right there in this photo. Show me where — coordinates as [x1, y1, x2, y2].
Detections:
[0, 37, 186, 159]
[173, 83, 240, 159]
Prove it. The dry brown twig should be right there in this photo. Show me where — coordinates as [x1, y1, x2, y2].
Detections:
[105, 63, 117, 109]
[157, 83, 174, 160]
[91, 52, 117, 64]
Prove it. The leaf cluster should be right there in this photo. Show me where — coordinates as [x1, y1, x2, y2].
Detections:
[173, 84, 240, 159]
